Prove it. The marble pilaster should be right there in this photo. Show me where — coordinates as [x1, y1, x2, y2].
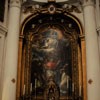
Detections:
[83, 1, 100, 100]
[2, 0, 21, 100]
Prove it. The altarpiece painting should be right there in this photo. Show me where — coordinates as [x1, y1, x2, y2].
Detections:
[31, 28, 71, 98]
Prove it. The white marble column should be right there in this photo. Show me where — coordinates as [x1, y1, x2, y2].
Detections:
[2, 0, 21, 100]
[83, 1, 100, 100]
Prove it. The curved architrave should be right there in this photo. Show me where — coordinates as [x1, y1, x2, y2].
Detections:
[20, 12, 83, 36]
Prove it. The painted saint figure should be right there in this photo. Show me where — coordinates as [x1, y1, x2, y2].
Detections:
[60, 64, 70, 94]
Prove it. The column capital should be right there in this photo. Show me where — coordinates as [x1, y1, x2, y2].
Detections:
[10, 0, 21, 8]
[83, 0, 94, 7]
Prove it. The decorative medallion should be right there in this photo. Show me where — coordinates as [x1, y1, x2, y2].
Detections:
[48, 5, 56, 14]
[88, 79, 93, 84]
[11, 78, 16, 83]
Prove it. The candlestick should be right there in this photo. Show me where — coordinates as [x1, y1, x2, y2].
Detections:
[23, 84, 25, 95]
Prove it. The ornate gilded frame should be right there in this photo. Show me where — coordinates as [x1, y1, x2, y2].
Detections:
[17, 1, 86, 100]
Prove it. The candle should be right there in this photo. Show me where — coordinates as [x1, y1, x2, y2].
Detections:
[67, 77, 69, 89]
[72, 83, 74, 92]
[23, 84, 25, 95]
[30, 83, 32, 92]
[35, 79, 37, 88]
[79, 85, 81, 96]
[34, 79, 37, 99]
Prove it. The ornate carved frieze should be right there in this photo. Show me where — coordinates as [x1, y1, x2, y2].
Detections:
[22, 1, 81, 14]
